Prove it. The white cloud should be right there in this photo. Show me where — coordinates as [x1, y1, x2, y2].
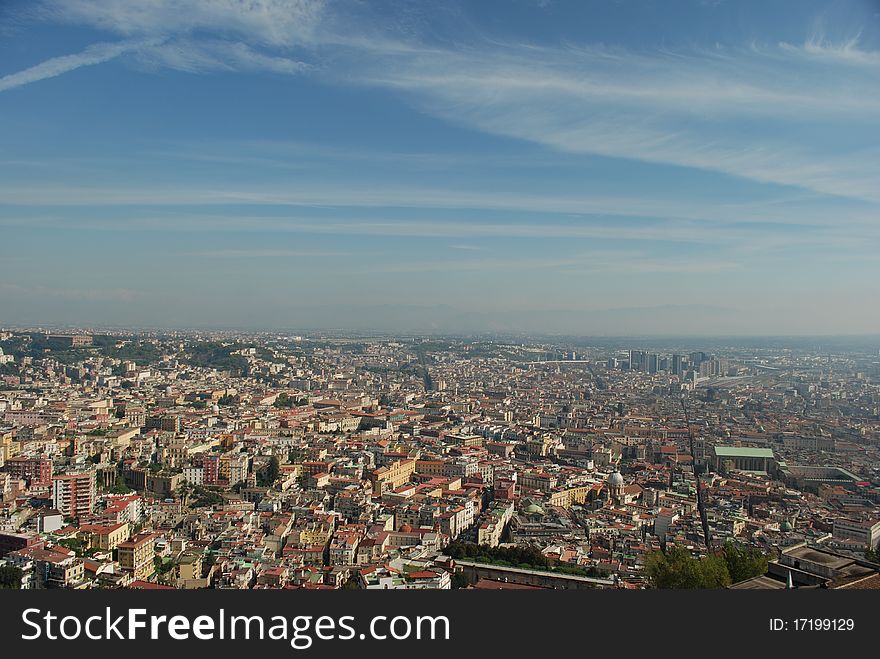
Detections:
[369, 44, 880, 118]
[351, 252, 739, 276]
[0, 0, 320, 92]
[3, 2, 878, 203]
[0, 39, 157, 92]
[449, 244, 487, 251]
[40, 0, 327, 47]
[358, 40, 880, 201]
[1, 182, 878, 232]
[178, 247, 349, 257]
[134, 39, 309, 74]
[779, 32, 880, 69]
[3, 206, 874, 260]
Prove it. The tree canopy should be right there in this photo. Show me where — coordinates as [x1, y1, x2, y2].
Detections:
[644, 545, 731, 589]
[257, 455, 281, 486]
[273, 393, 294, 408]
[723, 540, 770, 583]
[0, 565, 23, 589]
[644, 541, 770, 589]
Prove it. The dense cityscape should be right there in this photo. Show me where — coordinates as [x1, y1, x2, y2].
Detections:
[1, 7, 878, 657]
[1, 328, 878, 591]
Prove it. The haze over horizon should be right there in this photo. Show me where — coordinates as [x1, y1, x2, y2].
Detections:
[1, 1, 878, 335]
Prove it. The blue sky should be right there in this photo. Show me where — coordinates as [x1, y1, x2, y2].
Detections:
[1, 0, 878, 334]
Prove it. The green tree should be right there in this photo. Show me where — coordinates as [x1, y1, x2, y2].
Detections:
[700, 554, 733, 589]
[273, 393, 294, 409]
[258, 455, 281, 486]
[191, 486, 224, 508]
[110, 475, 132, 494]
[0, 565, 24, 589]
[445, 541, 550, 569]
[154, 557, 174, 575]
[57, 538, 85, 556]
[722, 540, 769, 583]
[451, 571, 471, 589]
[644, 546, 731, 589]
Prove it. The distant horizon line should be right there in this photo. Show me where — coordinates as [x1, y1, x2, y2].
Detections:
[3, 324, 879, 342]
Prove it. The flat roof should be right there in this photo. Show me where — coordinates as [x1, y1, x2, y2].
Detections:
[729, 575, 786, 590]
[713, 447, 774, 458]
[784, 546, 853, 569]
[780, 465, 860, 480]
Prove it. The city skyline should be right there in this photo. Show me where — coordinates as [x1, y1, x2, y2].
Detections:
[1, 327, 879, 594]
[1, 0, 879, 334]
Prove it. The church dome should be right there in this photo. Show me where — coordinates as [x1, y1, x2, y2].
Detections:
[607, 471, 624, 488]
[524, 503, 545, 515]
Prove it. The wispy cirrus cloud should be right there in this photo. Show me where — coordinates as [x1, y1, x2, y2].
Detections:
[1, 182, 878, 231]
[0, 39, 158, 92]
[0, 35, 308, 91]
[177, 248, 350, 258]
[38, 0, 328, 47]
[3, 1, 879, 203]
[350, 252, 739, 276]
[134, 38, 310, 74]
[1, 0, 321, 90]
[779, 31, 880, 68]
[3, 209, 873, 260]
[358, 38, 880, 201]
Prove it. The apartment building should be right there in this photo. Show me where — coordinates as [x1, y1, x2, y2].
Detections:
[52, 471, 95, 518]
[118, 532, 155, 581]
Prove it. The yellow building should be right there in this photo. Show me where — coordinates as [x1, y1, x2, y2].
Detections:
[445, 434, 483, 448]
[295, 522, 334, 548]
[0, 429, 14, 466]
[79, 522, 131, 551]
[519, 470, 558, 492]
[118, 532, 154, 581]
[161, 442, 191, 468]
[547, 485, 592, 509]
[370, 458, 416, 494]
[477, 502, 514, 547]
[176, 551, 204, 584]
[415, 459, 446, 477]
[220, 452, 249, 485]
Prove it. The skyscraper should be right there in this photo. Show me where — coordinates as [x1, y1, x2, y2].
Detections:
[672, 354, 684, 376]
[689, 351, 707, 365]
[629, 350, 646, 371]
